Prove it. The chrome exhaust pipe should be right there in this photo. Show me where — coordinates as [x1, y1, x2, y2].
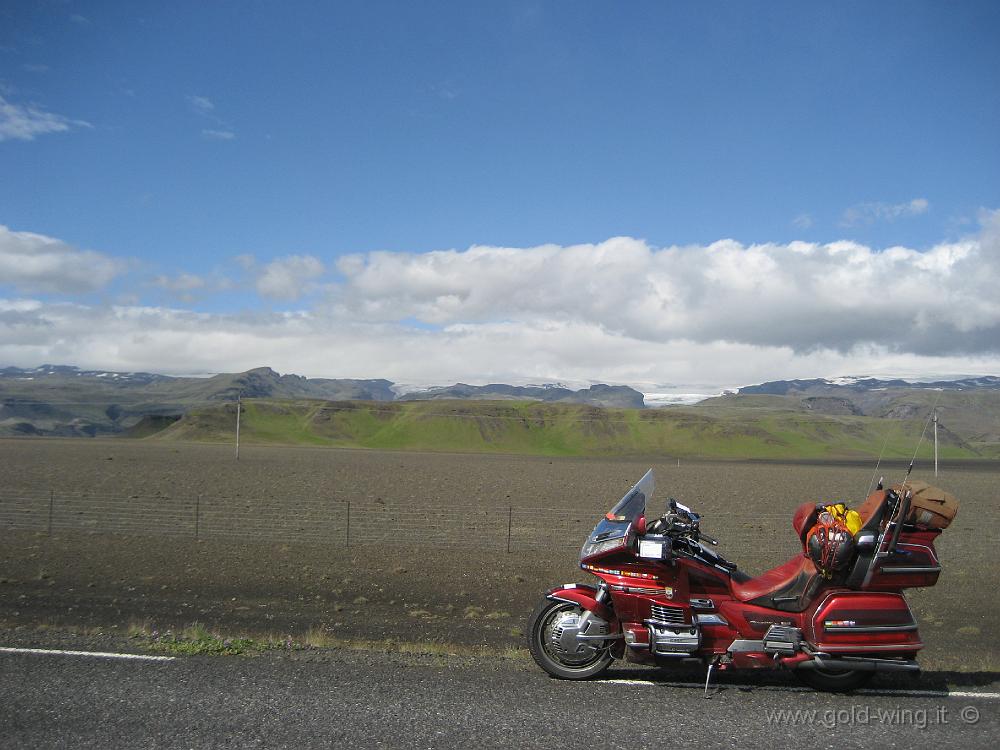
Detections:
[797, 656, 920, 673]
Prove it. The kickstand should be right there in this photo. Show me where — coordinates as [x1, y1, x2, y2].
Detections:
[703, 659, 718, 699]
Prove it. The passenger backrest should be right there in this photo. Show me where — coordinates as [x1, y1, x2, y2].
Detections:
[844, 491, 889, 588]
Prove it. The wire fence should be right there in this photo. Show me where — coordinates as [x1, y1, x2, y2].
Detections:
[0, 489, 788, 560]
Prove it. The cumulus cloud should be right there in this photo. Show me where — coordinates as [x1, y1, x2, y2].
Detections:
[233, 254, 257, 271]
[256, 255, 325, 300]
[0, 95, 90, 142]
[841, 198, 930, 227]
[0, 225, 123, 294]
[331, 216, 1000, 359]
[147, 271, 234, 303]
[150, 273, 206, 292]
[2, 298, 998, 388]
[2, 214, 999, 388]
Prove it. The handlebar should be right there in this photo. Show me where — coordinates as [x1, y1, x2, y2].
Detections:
[642, 505, 736, 571]
[647, 506, 717, 545]
[699, 531, 719, 546]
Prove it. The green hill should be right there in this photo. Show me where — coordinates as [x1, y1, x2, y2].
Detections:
[151, 398, 995, 460]
[699, 389, 1000, 457]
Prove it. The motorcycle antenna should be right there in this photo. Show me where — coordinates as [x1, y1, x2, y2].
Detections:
[896, 390, 944, 493]
[865, 426, 894, 500]
[860, 392, 946, 590]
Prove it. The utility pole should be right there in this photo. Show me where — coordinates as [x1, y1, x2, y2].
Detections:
[235, 390, 242, 461]
[933, 410, 938, 477]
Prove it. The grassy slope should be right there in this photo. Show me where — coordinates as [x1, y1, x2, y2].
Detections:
[152, 398, 995, 460]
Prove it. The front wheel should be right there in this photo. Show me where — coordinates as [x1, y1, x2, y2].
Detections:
[795, 667, 874, 693]
[527, 598, 614, 680]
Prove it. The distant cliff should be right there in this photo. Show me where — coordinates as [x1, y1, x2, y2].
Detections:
[0, 365, 643, 436]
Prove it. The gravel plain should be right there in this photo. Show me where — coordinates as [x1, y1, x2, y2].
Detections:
[1, 439, 996, 673]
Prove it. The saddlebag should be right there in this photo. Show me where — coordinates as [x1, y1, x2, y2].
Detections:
[808, 591, 922, 654]
[893, 481, 959, 530]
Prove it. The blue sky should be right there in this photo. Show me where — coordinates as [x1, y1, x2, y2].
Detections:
[1, 1, 999, 389]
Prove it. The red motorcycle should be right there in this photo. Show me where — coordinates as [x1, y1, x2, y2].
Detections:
[527, 469, 955, 692]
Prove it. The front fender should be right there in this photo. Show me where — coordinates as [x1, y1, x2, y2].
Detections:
[546, 583, 615, 623]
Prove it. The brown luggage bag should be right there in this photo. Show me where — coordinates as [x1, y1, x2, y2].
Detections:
[892, 480, 959, 529]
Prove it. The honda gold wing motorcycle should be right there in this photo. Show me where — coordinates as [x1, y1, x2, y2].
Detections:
[527, 469, 956, 693]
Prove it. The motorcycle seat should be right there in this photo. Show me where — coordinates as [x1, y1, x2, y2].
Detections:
[730, 554, 823, 611]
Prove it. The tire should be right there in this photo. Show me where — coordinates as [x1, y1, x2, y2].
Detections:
[527, 598, 614, 680]
[795, 667, 874, 693]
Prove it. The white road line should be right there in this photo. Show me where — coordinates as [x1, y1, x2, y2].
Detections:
[0, 647, 175, 662]
[595, 678, 1000, 700]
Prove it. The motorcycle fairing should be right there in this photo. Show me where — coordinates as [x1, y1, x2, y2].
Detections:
[544, 583, 615, 623]
[580, 470, 654, 562]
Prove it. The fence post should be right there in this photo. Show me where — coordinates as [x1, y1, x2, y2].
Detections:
[195, 494, 201, 540]
[346, 500, 351, 547]
[47, 490, 54, 537]
[506, 506, 513, 554]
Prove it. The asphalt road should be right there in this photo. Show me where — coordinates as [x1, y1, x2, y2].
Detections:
[1, 649, 997, 749]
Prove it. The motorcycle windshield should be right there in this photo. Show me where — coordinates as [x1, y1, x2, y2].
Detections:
[585, 469, 655, 545]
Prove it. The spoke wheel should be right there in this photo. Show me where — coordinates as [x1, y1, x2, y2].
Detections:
[527, 598, 614, 680]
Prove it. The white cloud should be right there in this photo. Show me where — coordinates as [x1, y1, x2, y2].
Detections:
[147, 271, 233, 303]
[0, 225, 122, 294]
[330, 220, 1000, 359]
[150, 273, 206, 292]
[2, 214, 999, 389]
[792, 213, 813, 230]
[201, 129, 236, 140]
[187, 95, 215, 115]
[0, 95, 90, 142]
[234, 254, 257, 271]
[2, 299, 998, 389]
[841, 198, 930, 227]
[187, 95, 236, 140]
[256, 255, 325, 300]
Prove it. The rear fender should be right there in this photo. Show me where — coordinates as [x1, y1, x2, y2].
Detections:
[546, 584, 615, 623]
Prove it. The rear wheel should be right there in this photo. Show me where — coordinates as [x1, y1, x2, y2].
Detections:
[795, 666, 874, 693]
[527, 598, 614, 680]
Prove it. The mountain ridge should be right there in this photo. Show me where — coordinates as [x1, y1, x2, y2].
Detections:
[3, 366, 999, 456]
[0, 365, 646, 437]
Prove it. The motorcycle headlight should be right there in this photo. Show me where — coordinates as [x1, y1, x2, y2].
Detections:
[580, 536, 626, 560]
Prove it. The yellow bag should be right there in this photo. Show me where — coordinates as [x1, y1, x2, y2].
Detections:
[823, 503, 862, 536]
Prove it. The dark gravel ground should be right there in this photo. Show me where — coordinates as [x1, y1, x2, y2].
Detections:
[1, 439, 997, 673]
